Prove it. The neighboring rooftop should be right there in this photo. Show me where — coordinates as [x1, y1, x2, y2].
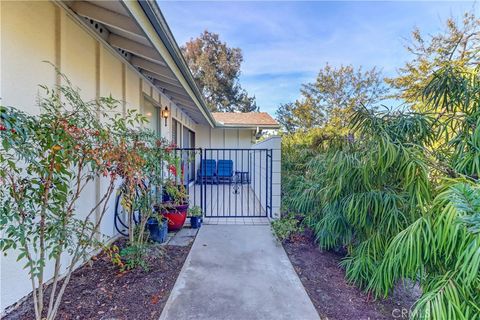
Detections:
[212, 112, 279, 129]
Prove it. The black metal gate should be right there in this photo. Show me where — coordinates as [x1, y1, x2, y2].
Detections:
[174, 148, 273, 218]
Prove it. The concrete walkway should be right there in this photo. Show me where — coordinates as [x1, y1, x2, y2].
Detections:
[160, 225, 319, 320]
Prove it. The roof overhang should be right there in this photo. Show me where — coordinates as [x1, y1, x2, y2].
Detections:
[211, 112, 280, 130]
[62, 1, 278, 131]
[129, 0, 216, 127]
[216, 124, 280, 130]
[63, 0, 216, 127]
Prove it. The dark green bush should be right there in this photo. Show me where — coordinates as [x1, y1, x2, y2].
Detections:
[271, 214, 303, 242]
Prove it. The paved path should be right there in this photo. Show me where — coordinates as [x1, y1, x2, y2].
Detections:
[160, 225, 319, 320]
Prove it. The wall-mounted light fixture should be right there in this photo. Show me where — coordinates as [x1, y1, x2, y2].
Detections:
[162, 106, 169, 126]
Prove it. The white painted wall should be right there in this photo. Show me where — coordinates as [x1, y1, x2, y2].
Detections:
[193, 126, 256, 178]
[0, 0, 281, 312]
[252, 136, 282, 218]
[193, 128, 281, 218]
[194, 126, 255, 149]
[0, 1, 197, 312]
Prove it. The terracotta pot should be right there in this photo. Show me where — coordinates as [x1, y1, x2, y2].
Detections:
[161, 203, 188, 231]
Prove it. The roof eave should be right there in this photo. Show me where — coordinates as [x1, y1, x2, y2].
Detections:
[124, 0, 216, 127]
[217, 124, 280, 130]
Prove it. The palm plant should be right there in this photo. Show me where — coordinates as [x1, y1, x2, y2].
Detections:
[282, 106, 436, 289]
[369, 181, 480, 319]
[322, 109, 433, 285]
[423, 65, 480, 180]
[280, 55, 478, 319]
[367, 65, 480, 319]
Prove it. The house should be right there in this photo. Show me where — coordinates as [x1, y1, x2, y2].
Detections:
[0, 0, 281, 312]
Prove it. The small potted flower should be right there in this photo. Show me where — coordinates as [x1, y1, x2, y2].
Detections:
[189, 206, 202, 229]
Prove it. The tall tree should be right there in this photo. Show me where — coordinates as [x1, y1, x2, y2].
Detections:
[276, 64, 387, 133]
[182, 30, 258, 112]
[387, 11, 479, 104]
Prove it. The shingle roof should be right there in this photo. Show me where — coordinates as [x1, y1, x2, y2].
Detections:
[211, 112, 279, 128]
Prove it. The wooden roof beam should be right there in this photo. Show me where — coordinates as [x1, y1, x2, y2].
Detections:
[166, 92, 198, 106]
[108, 34, 167, 66]
[130, 56, 177, 82]
[71, 1, 144, 38]
[140, 69, 183, 88]
[152, 80, 188, 96]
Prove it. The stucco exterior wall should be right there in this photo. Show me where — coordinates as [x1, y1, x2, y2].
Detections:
[252, 136, 282, 218]
[1, 1, 57, 114]
[0, 0, 281, 313]
[194, 125, 255, 149]
[193, 126, 256, 177]
[0, 1, 197, 312]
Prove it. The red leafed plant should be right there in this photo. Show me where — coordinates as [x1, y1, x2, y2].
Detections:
[0, 70, 146, 320]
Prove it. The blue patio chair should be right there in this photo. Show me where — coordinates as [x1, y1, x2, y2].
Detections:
[197, 159, 217, 184]
[217, 160, 234, 184]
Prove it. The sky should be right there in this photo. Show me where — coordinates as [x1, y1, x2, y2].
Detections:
[159, 1, 477, 116]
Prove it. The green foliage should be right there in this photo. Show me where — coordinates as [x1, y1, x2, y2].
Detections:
[369, 182, 480, 319]
[460, 213, 480, 234]
[386, 11, 479, 105]
[312, 109, 432, 287]
[0, 70, 146, 320]
[271, 214, 303, 242]
[365, 65, 480, 319]
[114, 130, 182, 246]
[119, 243, 150, 272]
[276, 64, 387, 133]
[182, 30, 257, 112]
[280, 20, 480, 314]
[282, 63, 480, 319]
[188, 206, 203, 217]
[423, 65, 480, 180]
[106, 241, 165, 273]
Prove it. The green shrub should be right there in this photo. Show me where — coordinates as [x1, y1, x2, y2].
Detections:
[0, 72, 146, 320]
[281, 65, 480, 319]
[120, 243, 150, 271]
[272, 214, 303, 242]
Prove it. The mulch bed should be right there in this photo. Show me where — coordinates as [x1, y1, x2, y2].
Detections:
[4, 240, 191, 320]
[283, 230, 419, 320]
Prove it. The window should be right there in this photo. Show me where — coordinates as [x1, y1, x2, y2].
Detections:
[143, 98, 159, 136]
[180, 127, 196, 182]
[172, 118, 179, 145]
[190, 130, 195, 149]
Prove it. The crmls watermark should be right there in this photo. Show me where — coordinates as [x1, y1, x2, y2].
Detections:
[392, 308, 410, 318]
[392, 307, 430, 319]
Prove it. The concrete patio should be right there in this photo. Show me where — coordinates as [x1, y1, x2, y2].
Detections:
[159, 225, 319, 320]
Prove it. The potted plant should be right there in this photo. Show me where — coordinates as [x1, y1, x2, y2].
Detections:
[189, 206, 203, 229]
[134, 135, 174, 241]
[146, 216, 168, 243]
[160, 180, 189, 231]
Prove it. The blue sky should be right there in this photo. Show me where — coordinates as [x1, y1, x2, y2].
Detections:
[159, 1, 477, 116]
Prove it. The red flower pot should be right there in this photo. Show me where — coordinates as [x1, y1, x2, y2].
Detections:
[161, 203, 188, 231]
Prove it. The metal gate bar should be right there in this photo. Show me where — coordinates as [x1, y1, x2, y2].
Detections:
[173, 148, 272, 218]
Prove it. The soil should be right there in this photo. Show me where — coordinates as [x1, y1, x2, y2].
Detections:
[283, 230, 419, 320]
[4, 240, 191, 320]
